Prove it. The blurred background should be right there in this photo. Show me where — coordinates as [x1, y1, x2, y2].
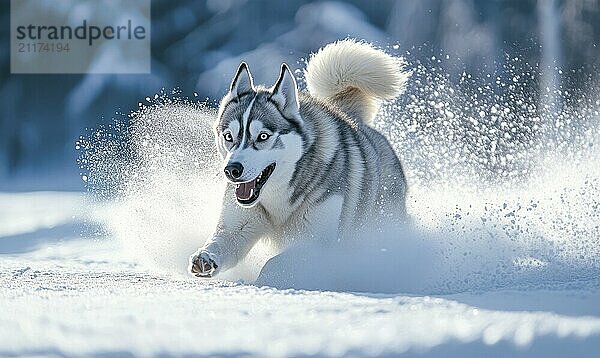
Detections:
[0, 0, 598, 190]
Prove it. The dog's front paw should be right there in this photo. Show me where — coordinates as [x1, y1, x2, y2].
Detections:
[189, 250, 219, 278]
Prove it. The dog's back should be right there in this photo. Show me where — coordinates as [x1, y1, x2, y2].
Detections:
[291, 40, 411, 232]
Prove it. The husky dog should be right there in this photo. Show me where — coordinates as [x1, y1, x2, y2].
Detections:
[190, 39, 411, 277]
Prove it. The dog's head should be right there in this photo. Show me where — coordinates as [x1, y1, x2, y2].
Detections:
[214, 62, 305, 208]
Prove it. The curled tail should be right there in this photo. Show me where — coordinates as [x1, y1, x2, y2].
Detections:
[304, 39, 410, 125]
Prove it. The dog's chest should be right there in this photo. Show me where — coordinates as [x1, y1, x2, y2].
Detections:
[259, 193, 295, 226]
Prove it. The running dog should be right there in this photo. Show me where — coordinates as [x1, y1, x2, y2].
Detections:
[190, 39, 411, 277]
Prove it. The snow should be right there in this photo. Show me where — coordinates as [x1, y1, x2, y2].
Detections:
[1, 188, 600, 357]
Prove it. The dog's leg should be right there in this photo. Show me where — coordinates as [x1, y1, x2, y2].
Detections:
[189, 194, 269, 277]
[304, 194, 344, 242]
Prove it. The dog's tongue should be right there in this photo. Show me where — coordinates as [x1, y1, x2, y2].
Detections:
[236, 179, 256, 200]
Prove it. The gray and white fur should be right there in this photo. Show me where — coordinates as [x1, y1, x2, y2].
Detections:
[190, 39, 411, 277]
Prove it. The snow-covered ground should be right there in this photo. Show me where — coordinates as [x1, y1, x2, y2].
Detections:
[1, 191, 600, 357]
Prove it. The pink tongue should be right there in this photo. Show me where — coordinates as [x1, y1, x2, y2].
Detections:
[236, 179, 256, 200]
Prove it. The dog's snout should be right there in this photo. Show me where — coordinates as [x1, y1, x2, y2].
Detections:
[224, 162, 244, 180]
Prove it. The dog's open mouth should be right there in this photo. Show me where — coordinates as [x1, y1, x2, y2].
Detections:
[235, 163, 276, 205]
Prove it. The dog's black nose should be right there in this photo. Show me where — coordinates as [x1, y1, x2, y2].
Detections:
[224, 162, 244, 180]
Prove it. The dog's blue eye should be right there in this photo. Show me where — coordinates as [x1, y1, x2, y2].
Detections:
[224, 133, 233, 142]
[257, 133, 271, 142]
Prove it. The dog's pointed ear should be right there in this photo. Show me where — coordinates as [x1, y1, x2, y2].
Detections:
[270, 63, 300, 116]
[230, 62, 255, 97]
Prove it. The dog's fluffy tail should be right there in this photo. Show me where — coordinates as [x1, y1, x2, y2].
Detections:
[304, 39, 410, 125]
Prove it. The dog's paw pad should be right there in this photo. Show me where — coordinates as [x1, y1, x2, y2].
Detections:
[189, 251, 219, 277]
